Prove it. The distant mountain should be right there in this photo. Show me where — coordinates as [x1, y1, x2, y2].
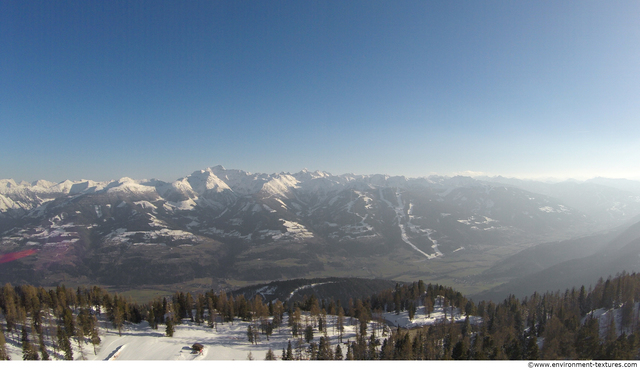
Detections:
[474, 219, 640, 301]
[478, 231, 617, 282]
[477, 176, 640, 225]
[586, 177, 640, 194]
[1, 166, 639, 291]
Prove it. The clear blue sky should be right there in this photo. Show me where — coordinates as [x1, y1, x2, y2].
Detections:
[2, 1, 639, 182]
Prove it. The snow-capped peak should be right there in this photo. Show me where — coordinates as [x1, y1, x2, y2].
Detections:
[0, 179, 20, 194]
[105, 177, 157, 194]
[261, 174, 300, 197]
[187, 169, 232, 194]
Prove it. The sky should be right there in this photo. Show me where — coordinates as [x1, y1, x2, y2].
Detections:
[2, 1, 640, 183]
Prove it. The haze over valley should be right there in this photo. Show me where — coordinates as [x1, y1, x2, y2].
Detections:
[3, 166, 640, 300]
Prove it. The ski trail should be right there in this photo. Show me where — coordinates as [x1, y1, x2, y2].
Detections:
[425, 228, 444, 258]
[288, 282, 334, 300]
[379, 189, 440, 259]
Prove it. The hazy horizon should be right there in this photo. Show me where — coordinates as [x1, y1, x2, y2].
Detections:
[3, 164, 640, 185]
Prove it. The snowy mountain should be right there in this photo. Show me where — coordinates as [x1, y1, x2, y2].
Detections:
[1, 166, 639, 289]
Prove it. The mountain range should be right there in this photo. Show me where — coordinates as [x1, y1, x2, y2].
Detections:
[2, 165, 640, 297]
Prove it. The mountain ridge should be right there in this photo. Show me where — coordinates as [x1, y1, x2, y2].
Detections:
[2, 165, 640, 294]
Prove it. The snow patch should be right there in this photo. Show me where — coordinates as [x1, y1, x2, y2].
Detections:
[539, 205, 570, 213]
[384, 296, 481, 329]
[165, 199, 197, 211]
[281, 219, 314, 239]
[262, 204, 276, 213]
[134, 200, 157, 210]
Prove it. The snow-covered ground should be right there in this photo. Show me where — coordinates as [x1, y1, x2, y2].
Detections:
[383, 296, 482, 329]
[583, 301, 640, 338]
[3, 312, 383, 361]
[3, 296, 477, 361]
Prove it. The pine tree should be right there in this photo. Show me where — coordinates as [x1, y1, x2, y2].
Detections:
[21, 326, 39, 360]
[57, 327, 73, 360]
[2, 284, 17, 337]
[575, 315, 599, 359]
[318, 336, 333, 360]
[541, 315, 575, 359]
[295, 338, 304, 360]
[90, 316, 101, 355]
[394, 332, 413, 359]
[286, 340, 294, 360]
[212, 307, 219, 331]
[265, 348, 276, 360]
[247, 325, 254, 344]
[147, 308, 156, 329]
[621, 300, 635, 330]
[505, 337, 522, 360]
[408, 301, 416, 320]
[525, 335, 539, 360]
[0, 326, 9, 360]
[304, 325, 314, 343]
[334, 344, 343, 360]
[62, 307, 75, 336]
[451, 340, 467, 360]
[337, 307, 345, 343]
[424, 296, 433, 317]
[307, 342, 318, 360]
[604, 313, 618, 347]
[226, 295, 235, 324]
[380, 338, 394, 360]
[113, 304, 124, 336]
[195, 295, 204, 324]
[601, 279, 616, 309]
[74, 323, 87, 360]
[346, 342, 354, 360]
[394, 284, 401, 315]
[186, 292, 194, 321]
[36, 328, 49, 360]
[165, 319, 174, 337]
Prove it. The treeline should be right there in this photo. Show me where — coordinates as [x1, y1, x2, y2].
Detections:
[277, 274, 640, 360]
[294, 272, 640, 360]
[2, 272, 640, 360]
[146, 290, 287, 339]
[0, 284, 104, 360]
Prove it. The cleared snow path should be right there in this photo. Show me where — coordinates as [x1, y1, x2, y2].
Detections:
[288, 282, 334, 300]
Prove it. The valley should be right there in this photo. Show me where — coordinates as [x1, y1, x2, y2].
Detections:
[2, 167, 640, 299]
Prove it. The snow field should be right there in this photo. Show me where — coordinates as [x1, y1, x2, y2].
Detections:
[382, 296, 482, 329]
[3, 294, 479, 361]
[5, 312, 384, 361]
